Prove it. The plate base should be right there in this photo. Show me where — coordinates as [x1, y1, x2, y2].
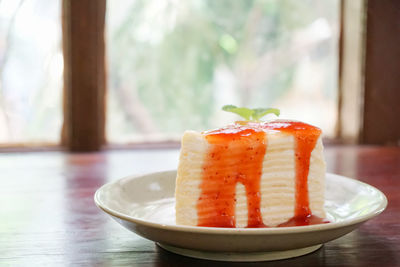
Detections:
[157, 243, 322, 262]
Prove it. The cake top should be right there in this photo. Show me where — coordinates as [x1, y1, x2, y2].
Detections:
[217, 105, 321, 139]
[203, 120, 321, 138]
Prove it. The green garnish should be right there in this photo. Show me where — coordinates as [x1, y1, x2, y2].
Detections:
[222, 105, 280, 121]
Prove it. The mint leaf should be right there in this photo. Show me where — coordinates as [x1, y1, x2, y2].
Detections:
[222, 105, 280, 121]
[252, 108, 280, 121]
[222, 105, 253, 120]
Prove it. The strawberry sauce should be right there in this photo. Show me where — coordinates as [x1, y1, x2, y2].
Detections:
[197, 120, 326, 228]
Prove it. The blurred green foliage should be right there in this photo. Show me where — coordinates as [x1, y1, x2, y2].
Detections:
[107, 0, 338, 140]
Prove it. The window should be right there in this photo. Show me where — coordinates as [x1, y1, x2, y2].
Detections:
[0, 0, 63, 145]
[1, 0, 395, 151]
[106, 0, 339, 143]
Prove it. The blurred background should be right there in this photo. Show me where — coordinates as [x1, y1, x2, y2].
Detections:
[0, 0, 339, 146]
[0, 0, 398, 149]
[106, 0, 339, 142]
[0, 0, 62, 144]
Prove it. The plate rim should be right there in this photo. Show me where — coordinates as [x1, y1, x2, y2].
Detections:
[94, 170, 387, 235]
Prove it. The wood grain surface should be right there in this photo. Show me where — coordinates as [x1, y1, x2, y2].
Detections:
[0, 146, 399, 266]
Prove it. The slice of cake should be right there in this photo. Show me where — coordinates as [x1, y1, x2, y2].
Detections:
[175, 120, 326, 228]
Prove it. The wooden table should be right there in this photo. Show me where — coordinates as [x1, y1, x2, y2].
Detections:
[1, 146, 399, 266]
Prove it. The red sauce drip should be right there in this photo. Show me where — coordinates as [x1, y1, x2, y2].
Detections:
[261, 121, 322, 219]
[197, 128, 266, 228]
[197, 120, 325, 228]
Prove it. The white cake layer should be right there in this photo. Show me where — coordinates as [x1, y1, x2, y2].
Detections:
[175, 131, 207, 226]
[175, 130, 326, 227]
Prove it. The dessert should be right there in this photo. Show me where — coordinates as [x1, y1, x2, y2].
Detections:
[175, 107, 327, 228]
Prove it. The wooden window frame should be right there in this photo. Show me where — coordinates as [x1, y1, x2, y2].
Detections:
[362, 0, 400, 145]
[62, 0, 106, 152]
[338, 0, 400, 145]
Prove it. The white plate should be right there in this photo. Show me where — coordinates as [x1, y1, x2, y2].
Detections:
[94, 171, 387, 262]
